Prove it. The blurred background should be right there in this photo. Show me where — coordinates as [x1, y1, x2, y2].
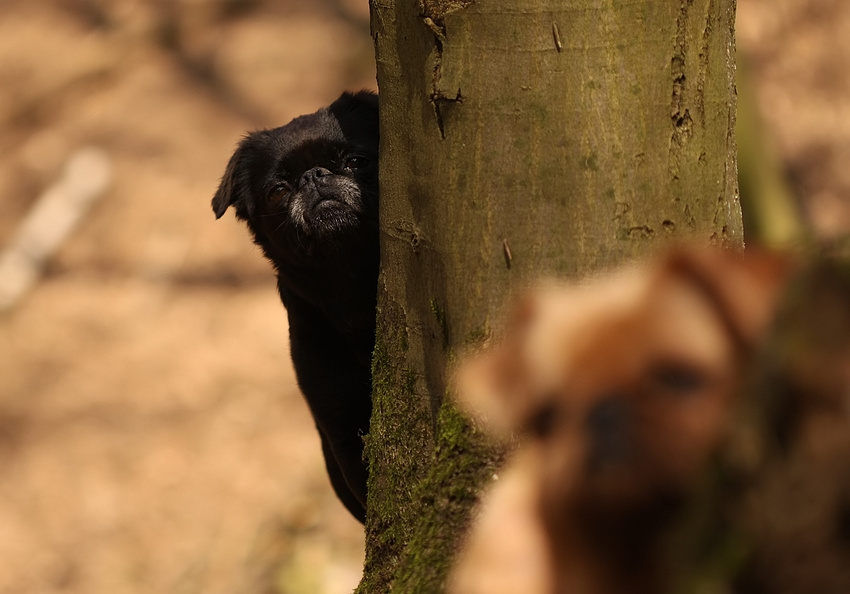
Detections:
[0, 1, 846, 593]
[0, 1, 373, 593]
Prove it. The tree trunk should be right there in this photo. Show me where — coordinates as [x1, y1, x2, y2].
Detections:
[360, 1, 742, 592]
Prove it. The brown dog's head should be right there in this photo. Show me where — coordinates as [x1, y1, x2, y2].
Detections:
[454, 247, 791, 590]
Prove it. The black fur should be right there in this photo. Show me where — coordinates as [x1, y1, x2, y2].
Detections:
[212, 91, 379, 522]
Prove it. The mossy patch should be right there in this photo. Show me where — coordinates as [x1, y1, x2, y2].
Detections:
[390, 401, 505, 593]
[358, 296, 434, 594]
[358, 291, 503, 594]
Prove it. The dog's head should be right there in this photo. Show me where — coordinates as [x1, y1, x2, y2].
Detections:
[212, 91, 379, 268]
[456, 247, 792, 568]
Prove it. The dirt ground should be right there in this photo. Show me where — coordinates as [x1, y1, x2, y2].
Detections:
[0, 1, 847, 594]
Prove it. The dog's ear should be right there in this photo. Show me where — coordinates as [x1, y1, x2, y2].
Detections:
[661, 246, 794, 349]
[331, 90, 378, 115]
[212, 131, 268, 220]
[453, 294, 540, 437]
[328, 91, 379, 145]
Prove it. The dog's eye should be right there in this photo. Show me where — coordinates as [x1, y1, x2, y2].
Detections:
[526, 400, 561, 438]
[649, 361, 710, 397]
[343, 155, 369, 170]
[269, 182, 291, 199]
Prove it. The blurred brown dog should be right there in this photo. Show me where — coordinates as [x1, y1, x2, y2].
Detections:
[449, 247, 791, 594]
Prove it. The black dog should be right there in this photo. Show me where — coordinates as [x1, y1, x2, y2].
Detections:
[212, 91, 379, 522]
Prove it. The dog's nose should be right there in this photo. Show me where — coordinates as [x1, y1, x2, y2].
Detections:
[299, 167, 333, 188]
[587, 396, 633, 471]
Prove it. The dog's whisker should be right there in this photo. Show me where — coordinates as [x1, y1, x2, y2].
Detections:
[254, 210, 287, 219]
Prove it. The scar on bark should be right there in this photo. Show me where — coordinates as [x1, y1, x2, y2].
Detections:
[431, 89, 464, 140]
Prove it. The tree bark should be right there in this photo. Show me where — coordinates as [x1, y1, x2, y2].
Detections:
[360, 1, 742, 592]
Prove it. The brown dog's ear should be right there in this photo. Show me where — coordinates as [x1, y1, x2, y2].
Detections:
[453, 294, 539, 437]
[662, 247, 794, 349]
[453, 345, 517, 437]
[212, 131, 269, 220]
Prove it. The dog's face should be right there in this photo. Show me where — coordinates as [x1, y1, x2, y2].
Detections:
[212, 91, 379, 267]
[513, 274, 735, 515]
[455, 248, 791, 575]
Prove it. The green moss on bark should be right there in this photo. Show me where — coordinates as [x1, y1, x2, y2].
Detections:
[358, 288, 434, 594]
[391, 403, 504, 593]
[359, 286, 504, 594]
